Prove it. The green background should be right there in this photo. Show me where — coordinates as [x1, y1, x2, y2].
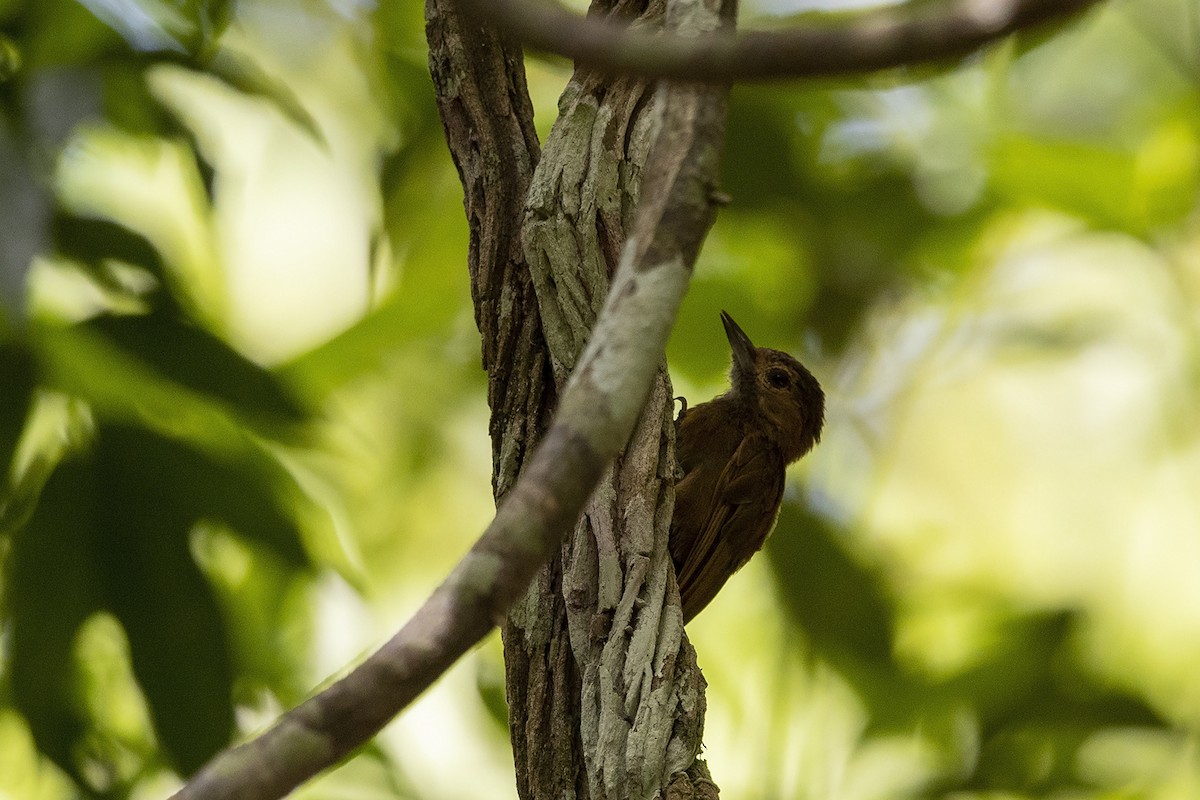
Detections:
[2, 0, 1199, 797]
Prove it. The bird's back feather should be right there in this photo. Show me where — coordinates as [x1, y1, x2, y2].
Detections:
[671, 400, 786, 622]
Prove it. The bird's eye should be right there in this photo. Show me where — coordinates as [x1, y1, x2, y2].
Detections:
[767, 369, 790, 389]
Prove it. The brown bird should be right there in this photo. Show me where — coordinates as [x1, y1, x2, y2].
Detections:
[670, 311, 825, 623]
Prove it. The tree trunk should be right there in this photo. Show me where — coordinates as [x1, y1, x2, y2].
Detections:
[426, 0, 729, 797]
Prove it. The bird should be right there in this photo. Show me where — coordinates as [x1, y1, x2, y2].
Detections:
[669, 311, 825, 623]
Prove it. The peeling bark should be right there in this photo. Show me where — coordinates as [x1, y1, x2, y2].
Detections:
[426, 0, 732, 797]
[424, 9, 588, 796]
[506, 4, 663, 797]
[507, 0, 732, 797]
[424, 4, 588, 797]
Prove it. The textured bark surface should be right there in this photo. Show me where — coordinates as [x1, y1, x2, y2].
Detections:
[424, 10, 582, 795]
[425, 0, 552, 500]
[506, 5, 660, 798]
[521, 0, 663, 383]
[507, 0, 731, 797]
[424, 5, 585, 798]
[427, 0, 730, 797]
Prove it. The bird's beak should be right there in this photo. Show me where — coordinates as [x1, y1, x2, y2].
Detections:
[721, 311, 756, 379]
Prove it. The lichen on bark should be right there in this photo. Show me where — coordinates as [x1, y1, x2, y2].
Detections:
[505, 0, 731, 796]
[427, 0, 730, 795]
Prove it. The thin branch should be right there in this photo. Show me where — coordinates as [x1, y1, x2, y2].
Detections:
[170, 44, 727, 800]
[455, 0, 1105, 81]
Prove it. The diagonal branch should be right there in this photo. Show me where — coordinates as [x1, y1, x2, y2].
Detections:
[456, 0, 1105, 81]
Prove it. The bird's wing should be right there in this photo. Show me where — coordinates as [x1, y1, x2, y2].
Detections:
[673, 435, 785, 622]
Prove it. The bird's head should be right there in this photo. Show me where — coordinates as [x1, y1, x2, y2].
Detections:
[722, 311, 825, 463]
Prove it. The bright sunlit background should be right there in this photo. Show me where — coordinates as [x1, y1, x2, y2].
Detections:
[3, 0, 1200, 798]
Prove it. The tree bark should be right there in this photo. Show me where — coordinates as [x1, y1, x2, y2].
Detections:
[504, 4, 662, 797]
[424, 4, 585, 797]
[506, 0, 731, 797]
[427, 0, 730, 797]
[425, 0, 551, 499]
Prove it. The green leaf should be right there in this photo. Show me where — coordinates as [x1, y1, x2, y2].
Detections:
[0, 339, 36, 487]
[84, 311, 309, 430]
[768, 502, 896, 666]
[208, 48, 324, 146]
[195, 0, 236, 57]
[936, 612, 1073, 727]
[0, 33, 20, 80]
[158, 0, 238, 59]
[95, 426, 234, 774]
[990, 135, 1139, 230]
[122, 0, 240, 59]
[199, 533, 312, 703]
[279, 296, 414, 393]
[51, 211, 168, 286]
[35, 320, 227, 434]
[969, 686, 1162, 794]
[973, 724, 1091, 792]
[976, 640, 1163, 736]
[99, 60, 175, 135]
[5, 455, 103, 782]
[723, 89, 806, 210]
[6, 422, 311, 783]
[18, 0, 129, 71]
[97, 423, 310, 570]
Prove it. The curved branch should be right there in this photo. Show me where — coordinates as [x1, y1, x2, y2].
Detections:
[170, 39, 726, 800]
[455, 0, 1104, 81]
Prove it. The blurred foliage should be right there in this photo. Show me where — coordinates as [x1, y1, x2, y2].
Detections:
[1, 0, 1199, 799]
